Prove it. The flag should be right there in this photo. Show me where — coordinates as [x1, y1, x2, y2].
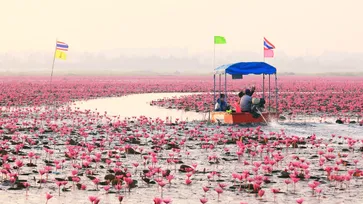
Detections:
[264, 37, 275, 50]
[214, 36, 226, 44]
[264, 37, 275, 58]
[55, 50, 67, 60]
[264, 49, 274, 58]
[56, 41, 69, 51]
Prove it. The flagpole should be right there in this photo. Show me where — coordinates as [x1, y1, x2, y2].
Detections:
[263, 37, 265, 62]
[213, 37, 216, 106]
[263, 36, 271, 111]
[49, 38, 58, 116]
[262, 37, 265, 99]
[50, 38, 58, 90]
[213, 41, 216, 72]
[214, 40, 218, 96]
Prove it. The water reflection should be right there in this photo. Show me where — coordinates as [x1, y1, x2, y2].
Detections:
[72, 92, 363, 139]
[71, 92, 206, 121]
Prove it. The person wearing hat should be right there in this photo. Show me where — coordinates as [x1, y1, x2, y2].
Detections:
[250, 97, 266, 118]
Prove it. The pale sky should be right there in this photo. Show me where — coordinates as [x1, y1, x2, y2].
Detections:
[0, 0, 362, 57]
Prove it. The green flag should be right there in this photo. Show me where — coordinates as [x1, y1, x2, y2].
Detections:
[214, 36, 226, 44]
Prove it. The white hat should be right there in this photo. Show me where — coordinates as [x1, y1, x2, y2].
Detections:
[252, 98, 260, 105]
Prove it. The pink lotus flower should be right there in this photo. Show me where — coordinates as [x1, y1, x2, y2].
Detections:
[45, 193, 53, 204]
[89, 196, 97, 203]
[153, 197, 162, 204]
[258, 189, 265, 198]
[200, 197, 208, 204]
[296, 198, 304, 204]
[163, 198, 172, 204]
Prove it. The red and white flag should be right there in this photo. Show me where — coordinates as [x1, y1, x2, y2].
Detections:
[264, 37, 275, 58]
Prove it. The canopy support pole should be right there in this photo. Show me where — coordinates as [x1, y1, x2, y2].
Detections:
[219, 74, 221, 96]
[275, 73, 278, 113]
[213, 74, 216, 105]
[268, 74, 271, 112]
[262, 74, 265, 99]
[224, 71, 227, 102]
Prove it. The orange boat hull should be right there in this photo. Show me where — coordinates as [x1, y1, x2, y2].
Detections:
[211, 112, 278, 124]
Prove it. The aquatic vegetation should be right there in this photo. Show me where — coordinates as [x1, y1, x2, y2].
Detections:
[150, 76, 363, 121]
[0, 76, 362, 203]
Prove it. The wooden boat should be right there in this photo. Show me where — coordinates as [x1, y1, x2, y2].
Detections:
[212, 61, 279, 124]
[211, 111, 279, 124]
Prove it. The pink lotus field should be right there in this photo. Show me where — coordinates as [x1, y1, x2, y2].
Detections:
[150, 76, 363, 122]
[0, 76, 363, 204]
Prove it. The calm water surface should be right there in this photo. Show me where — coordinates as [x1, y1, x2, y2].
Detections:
[72, 93, 363, 139]
[72, 93, 206, 121]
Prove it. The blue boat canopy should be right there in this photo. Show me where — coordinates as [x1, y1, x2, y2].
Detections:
[214, 62, 277, 75]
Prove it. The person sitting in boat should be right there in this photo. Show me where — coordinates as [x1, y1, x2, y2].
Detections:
[233, 91, 244, 113]
[214, 94, 228, 111]
[250, 98, 266, 118]
[240, 86, 255, 112]
[238, 91, 245, 98]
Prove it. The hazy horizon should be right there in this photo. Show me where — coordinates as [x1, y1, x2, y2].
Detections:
[1, 0, 362, 74]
